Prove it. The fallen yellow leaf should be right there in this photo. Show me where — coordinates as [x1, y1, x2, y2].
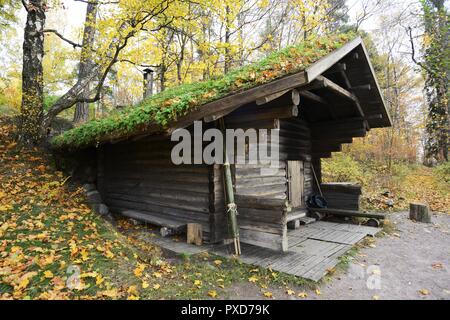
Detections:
[248, 275, 258, 283]
[127, 285, 139, 296]
[208, 290, 218, 298]
[419, 289, 430, 296]
[286, 289, 295, 296]
[153, 283, 161, 290]
[142, 281, 149, 289]
[315, 288, 322, 295]
[263, 291, 273, 298]
[105, 250, 114, 259]
[43, 270, 54, 279]
[194, 279, 202, 286]
[214, 260, 223, 266]
[298, 292, 308, 298]
[99, 288, 118, 298]
[134, 263, 145, 277]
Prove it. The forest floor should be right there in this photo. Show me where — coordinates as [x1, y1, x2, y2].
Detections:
[0, 116, 448, 300]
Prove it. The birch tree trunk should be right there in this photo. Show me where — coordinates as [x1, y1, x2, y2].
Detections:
[73, 1, 98, 125]
[19, 0, 46, 144]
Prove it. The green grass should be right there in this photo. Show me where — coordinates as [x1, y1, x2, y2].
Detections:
[52, 33, 355, 149]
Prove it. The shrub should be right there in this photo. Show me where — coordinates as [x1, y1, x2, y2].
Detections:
[434, 161, 450, 184]
[44, 95, 60, 111]
[321, 153, 367, 185]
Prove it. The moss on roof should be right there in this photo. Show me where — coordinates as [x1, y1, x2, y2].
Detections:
[52, 33, 355, 149]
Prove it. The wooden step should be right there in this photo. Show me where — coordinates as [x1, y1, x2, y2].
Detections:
[298, 217, 316, 225]
[286, 209, 307, 222]
[121, 210, 187, 232]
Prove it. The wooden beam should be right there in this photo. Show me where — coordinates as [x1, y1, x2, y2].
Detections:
[325, 63, 347, 74]
[310, 208, 386, 220]
[312, 144, 342, 153]
[312, 152, 332, 159]
[256, 89, 301, 108]
[304, 37, 362, 81]
[256, 90, 289, 105]
[228, 105, 298, 123]
[170, 71, 307, 132]
[225, 119, 280, 130]
[318, 75, 354, 101]
[311, 117, 367, 127]
[299, 89, 336, 119]
[351, 84, 372, 91]
[204, 104, 243, 123]
[317, 76, 365, 119]
[312, 128, 367, 140]
[312, 138, 353, 145]
[299, 90, 328, 105]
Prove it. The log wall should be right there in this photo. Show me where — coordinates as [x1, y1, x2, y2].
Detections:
[320, 183, 362, 211]
[98, 136, 213, 242]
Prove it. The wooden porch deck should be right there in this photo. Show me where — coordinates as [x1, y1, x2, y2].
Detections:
[128, 220, 381, 282]
[210, 221, 381, 282]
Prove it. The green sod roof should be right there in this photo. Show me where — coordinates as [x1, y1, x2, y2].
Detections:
[52, 33, 355, 149]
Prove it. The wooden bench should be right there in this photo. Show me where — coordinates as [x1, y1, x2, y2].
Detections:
[121, 210, 187, 232]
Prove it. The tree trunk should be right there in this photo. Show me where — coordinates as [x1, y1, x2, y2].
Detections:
[43, 64, 102, 132]
[409, 203, 431, 223]
[73, 1, 98, 125]
[19, 0, 46, 144]
[224, 5, 231, 74]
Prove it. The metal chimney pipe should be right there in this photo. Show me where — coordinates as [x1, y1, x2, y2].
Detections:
[143, 68, 154, 99]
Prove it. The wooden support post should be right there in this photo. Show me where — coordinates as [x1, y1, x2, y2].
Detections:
[287, 220, 300, 230]
[187, 223, 203, 246]
[409, 203, 431, 223]
[218, 118, 241, 255]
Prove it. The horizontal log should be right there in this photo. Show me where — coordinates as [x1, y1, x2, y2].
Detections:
[120, 210, 187, 231]
[256, 89, 300, 106]
[106, 193, 210, 214]
[107, 199, 210, 220]
[239, 227, 287, 251]
[299, 90, 328, 105]
[235, 195, 288, 210]
[310, 208, 385, 220]
[321, 183, 362, 194]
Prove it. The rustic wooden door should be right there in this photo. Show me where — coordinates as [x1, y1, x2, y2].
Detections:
[287, 161, 304, 208]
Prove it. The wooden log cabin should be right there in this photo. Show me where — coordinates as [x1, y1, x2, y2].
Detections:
[55, 37, 391, 252]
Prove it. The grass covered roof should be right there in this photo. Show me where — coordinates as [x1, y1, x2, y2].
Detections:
[52, 33, 355, 149]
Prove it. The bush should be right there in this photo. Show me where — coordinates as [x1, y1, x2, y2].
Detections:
[321, 153, 367, 185]
[434, 161, 450, 184]
[44, 95, 60, 111]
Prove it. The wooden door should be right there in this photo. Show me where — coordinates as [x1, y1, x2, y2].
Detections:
[287, 161, 304, 208]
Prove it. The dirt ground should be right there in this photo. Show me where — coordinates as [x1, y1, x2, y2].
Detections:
[224, 212, 450, 300]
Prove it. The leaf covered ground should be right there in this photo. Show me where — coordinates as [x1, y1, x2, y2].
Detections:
[0, 118, 316, 300]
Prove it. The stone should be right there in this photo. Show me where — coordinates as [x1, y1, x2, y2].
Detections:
[385, 199, 394, 207]
[83, 183, 96, 193]
[86, 190, 102, 204]
[98, 203, 109, 216]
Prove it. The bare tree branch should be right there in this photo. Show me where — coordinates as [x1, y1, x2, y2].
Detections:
[43, 29, 82, 48]
[21, 0, 29, 12]
[406, 26, 433, 74]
